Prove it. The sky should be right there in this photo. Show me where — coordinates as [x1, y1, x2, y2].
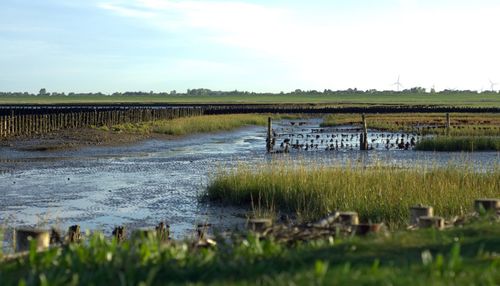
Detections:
[1, 0, 500, 94]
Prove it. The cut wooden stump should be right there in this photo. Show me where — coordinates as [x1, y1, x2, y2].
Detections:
[418, 216, 444, 229]
[15, 228, 50, 252]
[474, 199, 500, 213]
[248, 218, 273, 232]
[354, 223, 383, 236]
[410, 205, 434, 225]
[338, 212, 359, 226]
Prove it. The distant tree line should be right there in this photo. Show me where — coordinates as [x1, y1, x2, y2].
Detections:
[0, 87, 498, 97]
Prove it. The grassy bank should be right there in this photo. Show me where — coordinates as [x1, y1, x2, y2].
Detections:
[416, 137, 500, 152]
[108, 114, 277, 136]
[321, 113, 500, 136]
[1, 221, 500, 285]
[1, 92, 500, 107]
[207, 162, 500, 227]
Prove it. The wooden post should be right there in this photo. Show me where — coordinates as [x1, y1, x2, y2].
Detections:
[410, 205, 433, 225]
[0, 115, 4, 138]
[361, 114, 368, 150]
[266, 117, 273, 153]
[15, 228, 50, 252]
[338, 212, 360, 226]
[445, 113, 450, 135]
[131, 228, 157, 241]
[67, 225, 82, 243]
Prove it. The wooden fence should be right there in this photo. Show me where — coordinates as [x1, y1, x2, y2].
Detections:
[0, 108, 203, 139]
[0, 104, 498, 139]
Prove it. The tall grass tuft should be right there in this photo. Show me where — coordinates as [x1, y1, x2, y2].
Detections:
[207, 162, 500, 227]
[416, 137, 500, 152]
[111, 114, 296, 136]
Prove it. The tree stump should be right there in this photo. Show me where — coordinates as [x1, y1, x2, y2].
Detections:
[410, 205, 433, 225]
[15, 228, 50, 252]
[474, 199, 500, 213]
[248, 218, 273, 232]
[418, 216, 444, 229]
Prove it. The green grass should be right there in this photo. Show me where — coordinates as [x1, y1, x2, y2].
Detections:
[109, 114, 275, 136]
[1, 220, 500, 285]
[1, 92, 499, 107]
[416, 137, 500, 152]
[207, 162, 500, 227]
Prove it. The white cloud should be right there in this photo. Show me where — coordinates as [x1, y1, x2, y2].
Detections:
[96, 0, 500, 91]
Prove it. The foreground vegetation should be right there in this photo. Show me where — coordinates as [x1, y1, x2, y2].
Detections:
[1, 220, 499, 285]
[416, 137, 500, 152]
[105, 114, 285, 136]
[321, 113, 500, 136]
[207, 162, 500, 227]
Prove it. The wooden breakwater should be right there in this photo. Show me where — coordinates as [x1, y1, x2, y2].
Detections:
[0, 104, 498, 139]
[0, 107, 203, 139]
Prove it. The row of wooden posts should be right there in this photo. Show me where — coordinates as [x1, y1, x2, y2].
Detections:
[9, 198, 499, 254]
[265, 113, 452, 152]
[0, 108, 203, 139]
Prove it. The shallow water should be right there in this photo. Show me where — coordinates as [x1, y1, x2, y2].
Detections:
[0, 119, 498, 242]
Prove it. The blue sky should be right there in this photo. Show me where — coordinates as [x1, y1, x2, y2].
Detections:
[1, 0, 500, 93]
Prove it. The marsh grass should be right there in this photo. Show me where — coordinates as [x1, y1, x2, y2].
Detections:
[416, 137, 500, 151]
[110, 114, 295, 136]
[321, 113, 500, 136]
[207, 162, 500, 227]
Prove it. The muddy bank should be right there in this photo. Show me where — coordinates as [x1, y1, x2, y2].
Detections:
[0, 128, 165, 152]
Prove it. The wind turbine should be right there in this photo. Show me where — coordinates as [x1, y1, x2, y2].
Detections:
[489, 79, 498, 92]
[393, 75, 403, 92]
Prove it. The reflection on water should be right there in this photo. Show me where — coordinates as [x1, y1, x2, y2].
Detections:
[0, 119, 498, 241]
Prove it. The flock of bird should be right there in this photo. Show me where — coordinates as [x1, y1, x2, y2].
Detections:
[271, 122, 419, 153]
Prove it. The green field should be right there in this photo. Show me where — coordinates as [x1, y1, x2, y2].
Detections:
[0, 92, 499, 107]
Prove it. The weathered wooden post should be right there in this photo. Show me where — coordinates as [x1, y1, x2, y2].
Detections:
[0, 115, 4, 138]
[15, 228, 50, 252]
[360, 114, 368, 150]
[266, 117, 273, 153]
[445, 113, 450, 135]
[410, 205, 433, 225]
[67, 225, 82, 243]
